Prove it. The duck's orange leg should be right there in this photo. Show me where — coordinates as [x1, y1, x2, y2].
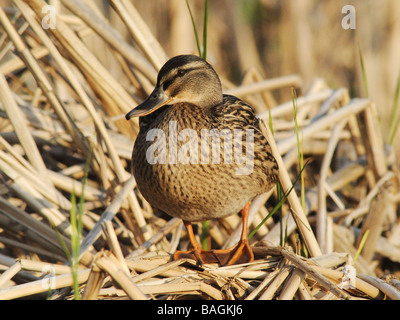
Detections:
[173, 202, 254, 266]
[173, 221, 220, 265]
[211, 202, 254, 265]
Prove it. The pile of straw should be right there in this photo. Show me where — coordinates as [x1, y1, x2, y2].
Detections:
[0, 0, 399, 300]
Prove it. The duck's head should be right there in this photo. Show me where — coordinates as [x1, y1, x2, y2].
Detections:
[125, 55, 223, 119]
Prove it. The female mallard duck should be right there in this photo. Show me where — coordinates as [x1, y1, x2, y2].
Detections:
[126, 55, 278, 266]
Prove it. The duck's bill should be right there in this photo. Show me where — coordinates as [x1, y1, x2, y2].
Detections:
[125, 87, 172, 119]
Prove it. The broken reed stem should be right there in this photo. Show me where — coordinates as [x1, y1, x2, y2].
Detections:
[81, 264, 105, 300]
[94, 252, 147, 300]
[0, 262, 22, 288]
[274, 247, 350, 299]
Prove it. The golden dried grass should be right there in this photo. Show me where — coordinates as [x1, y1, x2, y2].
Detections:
[0, 0, 399, 300]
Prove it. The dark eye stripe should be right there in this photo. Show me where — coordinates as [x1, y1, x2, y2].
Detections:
[162, 78, 174, 91]
[161, 67, 200, 91]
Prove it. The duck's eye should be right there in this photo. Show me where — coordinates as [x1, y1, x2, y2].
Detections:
[177, 69, 186, 77]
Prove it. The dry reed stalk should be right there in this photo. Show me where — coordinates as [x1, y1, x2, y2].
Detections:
[18, 259, 75, 275]
[0, 69, 52, 189]
[0, 4, 89, 155]
[0, 1, 398, 301]
[241, 67, 277, 113]
[356, 189, 391, 262]
[297, 282, 313, 300]
[272, 247, 350, 299]
[25, 0, 140, 112]
[0, 197, 68, 256]
[259, 266, 292, 300]
[0, 269, 91, 300]
[277, 98, 371, 155]
[0, 235, 64, 261]
[260, 119, 322, 257]
[101, 220, 130, 275]
[357, 274, 400, 300]
[244, 268, 281, 300]
[332, 225, 375, 276]
[94, 251, 146, 300]
[126, 217, 182, 259]
[0, 262, 21, 288]
[312, 265, 382, 299]
[362, 102, 388, 179]
[251, 246, 378, 299]
[225, 74, 302, 98]
[57, 0, 156, 82]
[308, 252, 349, 269]
[205, 267, 271, 281]
[0, 253, 39, 282]
[277, 267, 305, 300]
[110, 0, 166, 70]
[317, 120, 348, 253]
[79, 176, 136, 258]
[126, 260, 193, 279]
[138, 281, 224, 300]
[81, 263, 105, 300]
[388, 278, 400, 291]
[0, 46, 49, 75]
[14, 1, 145, 238]
[264, 158, 367, 247]
[7, 179, 73, 236]
[131, 259, 189, 283]
[0, 149, 70, 210]
[47, 169, 105, 202]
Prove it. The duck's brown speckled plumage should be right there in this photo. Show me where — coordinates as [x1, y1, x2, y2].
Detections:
[126, 55, 278, 265]
[132, 95, 278, 222]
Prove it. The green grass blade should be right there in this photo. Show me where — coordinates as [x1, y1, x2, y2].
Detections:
[389, 68, 400, 144]
[292, 88, 306, 212]
[202, 0, 208, 60]
[70, 190, 80, 300]
[201, 220, 210, 250]
[277, 182, 284, 246]
[70, 143, 93, 300]
[358, 44, 369, 98]
[354, 229, 370, 264]
[185, 0, 202, 57]
[268, 109, 274, 134]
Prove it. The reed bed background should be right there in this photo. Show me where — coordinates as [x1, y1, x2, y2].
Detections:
[0, 0, 399, 300]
